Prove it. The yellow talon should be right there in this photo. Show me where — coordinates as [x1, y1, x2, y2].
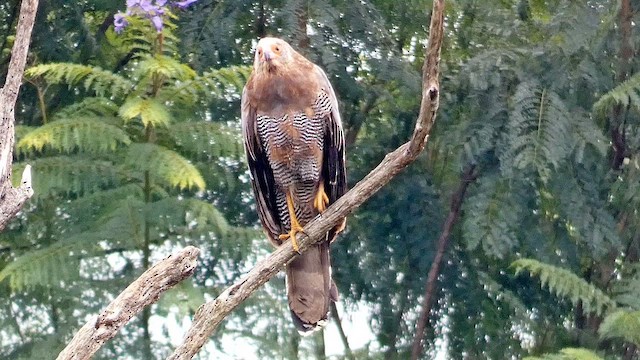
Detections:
[314, 183, 330, 212]
[279, 190, 305, 253]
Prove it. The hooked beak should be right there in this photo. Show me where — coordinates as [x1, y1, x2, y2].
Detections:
[262, 49, 274, 62]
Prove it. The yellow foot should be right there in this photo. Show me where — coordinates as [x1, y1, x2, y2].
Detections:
[281, 189, 306, 253]
[314, 183, 330, 212]
[279, 223, 305, 253]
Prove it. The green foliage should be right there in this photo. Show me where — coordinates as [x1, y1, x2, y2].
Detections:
[1, 4, 256, 359]
[593, 72, 640, 121]
[599, 310, 640, 346]
[0, 235, 92, 290]
[501, 82, 573, 182]
[119, 97, 172, 128]
[512, 259, 615, 316]
[124, 143, 205, 191]
[16, 117, 131, 155]
[463, 176, 523, 258]
[3, 0, 639, 359]
[14, 157, 119, 199]
[166, 121, 243, 160]
[25, 63, 133, 98]
[524, 348, 604, 360]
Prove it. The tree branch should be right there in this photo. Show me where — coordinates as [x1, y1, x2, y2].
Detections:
[410, 164, 477, 360]
[56, 246, 200, 360]
[167, 1, 446, 358]
[0, 0, 38, 232]
[331, 302, 355, 360]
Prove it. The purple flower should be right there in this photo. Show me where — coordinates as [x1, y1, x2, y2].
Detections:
[114, 12, 128, 33]
[150, 15, 164, 32]
[173, 0, 197, 8]
[114, 0, 199, 34]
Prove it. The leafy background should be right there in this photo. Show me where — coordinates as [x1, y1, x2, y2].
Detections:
[1, 0, 640, 359]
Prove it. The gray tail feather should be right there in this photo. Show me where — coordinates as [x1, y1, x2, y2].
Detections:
[286, 237, 337, 334]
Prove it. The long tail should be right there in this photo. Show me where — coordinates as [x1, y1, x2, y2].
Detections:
[286, 237, 338, 334]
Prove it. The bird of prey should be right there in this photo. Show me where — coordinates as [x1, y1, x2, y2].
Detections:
[241, 37, 347, 333]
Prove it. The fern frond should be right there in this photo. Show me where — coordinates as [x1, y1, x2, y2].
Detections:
[501, 82, 572, 182]
[599, 310, 640, 346]
[13, 157, 118, 199]
[140, 197, 232, 237]
[570, 110, 608, 163]
[52, 97, 119, 120]
[200, 65, 252, 96]
[551, 168, 620, 255]
[63, 185, 145, 233]
[16, 117, 131, 155]
[119, 97, 171, 128]
[523, 348, 603, 360]
[133, 55, 196, 83]
[183, 198, 231, 235]
[160, 65, 252, 103]
[593, 72, 640, 121]
[463, 176, 521, 258]
[167, 121, 242, 160]
[25, 63, 134, 98]
[0, 236, 88, 290]
[125, 143, 205, 191]
[512, 258, 615, 315]
[612, 262, 640, 311]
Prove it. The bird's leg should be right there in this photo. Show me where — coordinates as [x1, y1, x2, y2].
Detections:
[279, 190, 305, 252]
[313, 182, 330, 213]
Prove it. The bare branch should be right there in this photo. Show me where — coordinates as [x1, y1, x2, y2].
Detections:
[0, 0, 38, 231]
[331, 302, 355, 360]
[56, 246, 201, 360]
[167, 1, 446, 358]
[410, 165, 477, 360]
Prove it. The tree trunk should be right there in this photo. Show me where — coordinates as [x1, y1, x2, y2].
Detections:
[411, 165, 477, 360]
[0, 0, 37, 232]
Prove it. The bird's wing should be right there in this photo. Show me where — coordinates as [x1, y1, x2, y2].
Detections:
[313, 65, 347, 204]
[241, 86, 283, 245]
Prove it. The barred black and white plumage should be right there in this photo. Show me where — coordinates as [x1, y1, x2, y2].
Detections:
[241, 37, 346, 334]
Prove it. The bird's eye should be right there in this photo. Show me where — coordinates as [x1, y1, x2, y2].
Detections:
[274, 46, 281, 53]
[257, 49, 262, 55]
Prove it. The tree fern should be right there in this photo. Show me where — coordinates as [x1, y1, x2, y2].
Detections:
[501, 81, 573, 182]
[16, 117, 131, 155]
[463, 176, 523, 258]
[13, 157, 119, 199]
[0, 236, 91, 290]
[167, 121, 243, 160]
[598, 310, 640, 346]
[124, 143, 205, 191]
[133, 55, 196, 83]
[119, 97, 172, 128]
[550, 167, 620, 256]
[512, 259, 615, 316]
[25, 63, 134, 98]
[51, 97, 119, 120]
[593, 72, 640, 121]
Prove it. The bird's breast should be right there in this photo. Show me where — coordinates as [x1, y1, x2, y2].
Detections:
[257, 92, 332, 186]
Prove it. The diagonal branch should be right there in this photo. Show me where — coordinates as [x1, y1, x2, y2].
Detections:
[0, 0, 38, 231]
[410, 164, 478, 360]
[167, 1, 446, 358]
[56, 246, 201, 360]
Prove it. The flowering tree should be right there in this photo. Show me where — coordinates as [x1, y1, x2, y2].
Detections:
[1, 0, 254, 358]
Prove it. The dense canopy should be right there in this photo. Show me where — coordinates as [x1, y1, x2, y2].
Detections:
[0, 0, 639, 359]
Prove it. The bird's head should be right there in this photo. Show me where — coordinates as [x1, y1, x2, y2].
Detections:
[253, 37, 293, 73]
